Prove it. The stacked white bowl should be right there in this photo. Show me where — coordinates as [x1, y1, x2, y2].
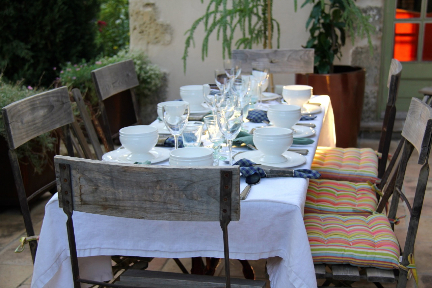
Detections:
[119, 125, 158, 162]
[282, 85, 313, 106]
[267, 104, 302, 129]
[169, 147, 214, 166]
[180, 85, 209, 111]
[253, 127, 293, 164]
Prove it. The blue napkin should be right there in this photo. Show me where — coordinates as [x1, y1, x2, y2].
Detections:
[234, 158, 321, 179]
[246, 109, 317, 123]
[164, 136, 184, 148]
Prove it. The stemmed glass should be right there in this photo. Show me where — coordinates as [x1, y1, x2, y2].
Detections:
[252, 61, 269, 109]
[162, 102, 190, 149]
[233, 76, 251, 122]
[216, 99, 243, 165]
[215, 69, 231, 95]
[223, 59, 242, 79]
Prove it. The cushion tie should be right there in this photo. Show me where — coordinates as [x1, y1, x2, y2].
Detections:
[388, 215, 406, 225]
[367, 181, 383, 197]
[15, 235, 39, 253]
[399, 253, 418, 286]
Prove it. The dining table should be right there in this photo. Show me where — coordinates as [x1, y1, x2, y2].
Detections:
[31, 95, 335, 288]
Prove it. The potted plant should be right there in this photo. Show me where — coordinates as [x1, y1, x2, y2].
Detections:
[182, 0, 280, 72]
[294, 0, 374, 147]
[0, 80, 59, 206]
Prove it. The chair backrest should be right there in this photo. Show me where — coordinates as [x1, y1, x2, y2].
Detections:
[377, 59, 403, 178]
[1, 86, 88, 262]
[91, 59, 140, 151]
[55, 155, 240, 287]
[375, 97, 432, 287]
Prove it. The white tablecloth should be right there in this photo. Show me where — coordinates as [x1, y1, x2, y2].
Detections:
[31, 96, 335, 288]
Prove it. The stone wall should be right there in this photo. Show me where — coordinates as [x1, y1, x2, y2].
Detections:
[129, 0, 385, 122]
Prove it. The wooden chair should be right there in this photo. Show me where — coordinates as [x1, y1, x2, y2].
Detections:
[91, 59, 140, 151]
[54, 155, 266, 288]
[1, 86, 91, 262]
[311, 59, 403, 185]
[305, 97, 432, 287]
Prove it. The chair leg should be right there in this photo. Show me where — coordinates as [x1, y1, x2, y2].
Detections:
[239, 259, 255, 279]
[191, 257, 206, 274]
[205, 257, 221, 275]
[173, 258, 189, 274]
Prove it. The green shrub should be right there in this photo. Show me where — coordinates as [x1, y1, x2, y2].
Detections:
[96, 0, 130, 57]
[0, 79, 57, 173]
[0, 0, 100, 87]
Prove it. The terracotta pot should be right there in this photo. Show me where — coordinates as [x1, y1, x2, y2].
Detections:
[0, 136, 59, 207]
[296, 66, 365, 147]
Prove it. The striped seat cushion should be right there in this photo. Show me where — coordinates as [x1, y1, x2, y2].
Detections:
[305, 214, 400, 270]
[312, 147, 379, 183]
[305, 179, 378, 216]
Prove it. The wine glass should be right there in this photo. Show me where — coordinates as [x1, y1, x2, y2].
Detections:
[223, 59, 242, 79]
[215, 69, 231, 95]
[252, 61, 269, 109]
[162, 102, 190, 149]
[216, 102, 243, 165]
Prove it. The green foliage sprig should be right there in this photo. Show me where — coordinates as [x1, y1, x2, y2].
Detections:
[295, 0, 374, 74]
[0, 79, 57, 174]
[183, 0, 280, 72]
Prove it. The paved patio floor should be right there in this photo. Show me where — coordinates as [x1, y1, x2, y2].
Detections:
[1, 137, 431, 287]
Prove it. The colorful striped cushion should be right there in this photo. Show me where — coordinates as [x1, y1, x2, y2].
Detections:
[305, 179, 378, 216]
[305, 214, 400, 270]
[312, 147, 379, 183]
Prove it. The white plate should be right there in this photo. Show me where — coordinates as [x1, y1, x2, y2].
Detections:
[102, 147, 170, 164]
[190, 105, 212, 114]
[292, 125, 315, 138]
[233, 150, 306, 168]
[150, 121, 171, 135]
[262, 92, 282, 101]
[301, 104, 322, 115]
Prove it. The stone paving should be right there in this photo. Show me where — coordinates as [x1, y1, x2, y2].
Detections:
[1, 138, 431, 287]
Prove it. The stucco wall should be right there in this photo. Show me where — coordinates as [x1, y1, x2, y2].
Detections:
[130, 0, 384, 121]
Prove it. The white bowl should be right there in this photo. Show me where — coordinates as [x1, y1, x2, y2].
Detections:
[282, 85, 312, 106]
[119, 125, 158, 162]
[253, 127, 293, 164]
[180, 85, 208, 111]
[267, 105, 302, 128]
[169, 147, 214, 166]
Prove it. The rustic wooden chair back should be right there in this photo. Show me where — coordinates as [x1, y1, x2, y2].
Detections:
[377, 59, 403, 179]
[314, 98, 432, 287]
[1, 86, 90, 262]
[91, 59, 140, 151]
[55, 156, 265, 288]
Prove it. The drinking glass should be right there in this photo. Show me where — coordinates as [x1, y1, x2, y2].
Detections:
[162, 102, 190, 149]
[215, 69, 231, 95]
[216, 104, 243, 165]
[182, 122, 203, 147]
[203, 115, 225, 164]
[252, 61, 269, 109]
[223, 59, 242, 79]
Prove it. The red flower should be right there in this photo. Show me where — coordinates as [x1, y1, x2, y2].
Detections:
[97, 20, 107, 32]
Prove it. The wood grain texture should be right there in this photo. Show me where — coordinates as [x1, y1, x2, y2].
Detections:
[91, 60, 139, 101]
[119, 270, 266, 287]
[401, 98, 432, 164]
[232, 49, 314, 74]
[331, 265, 360, 281]
[55, 156, 241, 221]
[366, 268, 396, 283]
[2, 86, 74, 149]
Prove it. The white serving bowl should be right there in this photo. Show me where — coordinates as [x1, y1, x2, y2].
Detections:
[282, 85, 313, 106]
[267, 105, 302, 129]
[180, 85, 209, 111]
[119, 125, 158, 162]
[253, 127, 293, 164]
[169, 147, 214, 166]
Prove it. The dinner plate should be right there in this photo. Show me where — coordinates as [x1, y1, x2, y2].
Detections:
[190, 105, 212, 114]
[301, 104, 322, 115]
[262, 92, 282, 101]
[292, 125, 315, 138]
[233, 150, 306, 168]
[102, 147, 170, 164]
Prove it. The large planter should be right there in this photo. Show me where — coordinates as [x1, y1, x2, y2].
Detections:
[296, 66, 366, 148]
[0, 136, 59, 207]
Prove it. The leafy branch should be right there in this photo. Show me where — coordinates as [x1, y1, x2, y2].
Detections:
[182, 0, 280, 72]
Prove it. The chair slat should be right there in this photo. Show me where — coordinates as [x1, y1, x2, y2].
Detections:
[331, 265, 360, 281]
[2, 86, 74, 149]
[55, 156, 240, 221]
[314, 264, 326, 278]
[366, 268, 396, 283]
[232, 49, 314, 74]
